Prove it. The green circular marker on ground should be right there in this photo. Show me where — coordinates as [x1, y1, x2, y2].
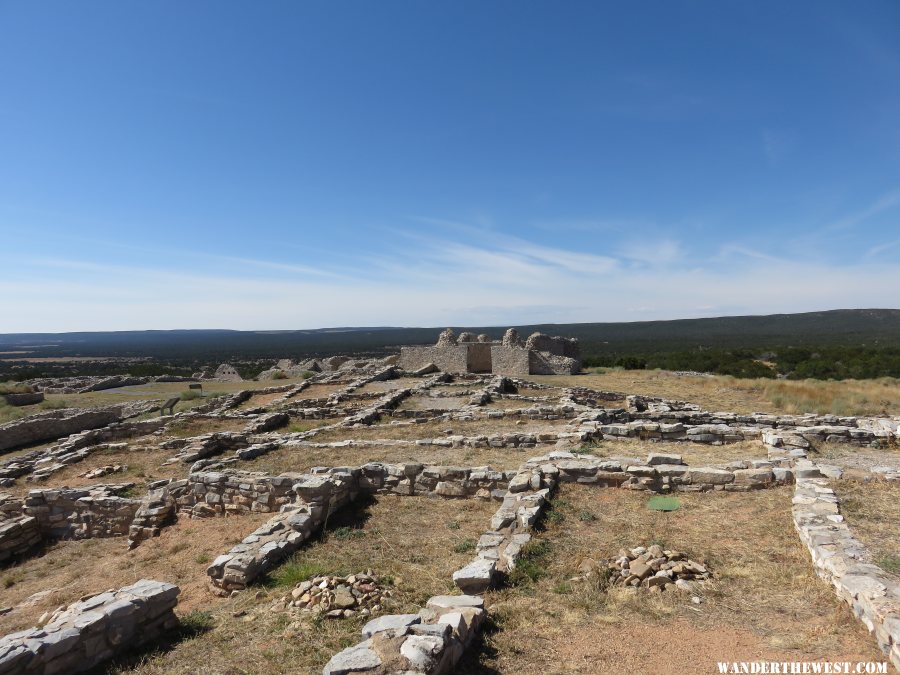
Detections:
[647, 495, 681, 512]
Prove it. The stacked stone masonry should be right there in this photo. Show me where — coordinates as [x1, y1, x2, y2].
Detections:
[793, 467, 900, 670]
[399, 328, 581, 376]
[323, 594, 486, 675]
[0, 579, 180, 675]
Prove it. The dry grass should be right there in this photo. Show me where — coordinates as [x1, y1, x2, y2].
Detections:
[0, 514, 273, 634]
[484, 397, 549, 410]
[311, 417, 570, 443]
[815, 442, 900, 477]
[288, 383, 348, 400]
[530, 370, 900, 416]
[762, 378, 900, 416]
[832, 479, 900, 576]
[163, 417, 250, 438]
[114, 495, 495, 674]
[395, 395, 470, 411]
[1, 377, 312, 418]
[579, 438, 769, 467]
[4, 444, 184, 498]
[241, 441, 535, 474]
[461, 484, 885, 673]
[355, 377, 422, 394]
[236, 391, 289, 411]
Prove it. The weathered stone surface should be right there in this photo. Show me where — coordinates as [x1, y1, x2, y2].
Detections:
[452, 558, 496, 594]
[687, 468, 734, 485]
[0, 579, 179, 674]
[361, 614, 421, 638]
[322, 640, 382, 674]
[646, 453, 684, 466]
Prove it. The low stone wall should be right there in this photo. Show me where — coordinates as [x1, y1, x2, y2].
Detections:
[453, 464, 557, 594]
[358, 463, 513, 499]
[576, 414, 891, 448]
[323, 594, 485, 675]
[22, 485, 141, 540]
[793, 471, 900, 670]
[520, 451, 793, 493]
[127, 483, 179, 548]
[243, 412, 289, 434]
[1, 393, 44, 407]
[0, 579, 180, 674]
[162, 431, 250, 464]
[179, 462, 513, 520]
[0, 418, 170, 487]
[0, 408, 126, 453]
[206, 470, 359, 592]
[178, 471, 297, 517]
[343, 388, 412, 426]
[0, 515, 41, 563]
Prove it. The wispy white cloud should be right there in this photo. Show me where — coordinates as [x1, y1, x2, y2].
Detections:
[827, 188, 900, 230]
[867, 238, 900, 257]
[4, 215, 900, 332]
[618, 239, 682, 264]
[715, 244, 785, 263]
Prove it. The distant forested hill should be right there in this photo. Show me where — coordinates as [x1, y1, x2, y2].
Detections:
[2, 309, 899, 379]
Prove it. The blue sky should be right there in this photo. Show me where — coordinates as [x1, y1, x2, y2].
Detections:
[1, 1, 899, 332]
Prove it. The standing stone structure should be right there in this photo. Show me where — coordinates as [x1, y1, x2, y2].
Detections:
[399, 328, 581, 376]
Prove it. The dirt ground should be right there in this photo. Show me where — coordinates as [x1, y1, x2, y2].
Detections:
[110, 495, 495, 675]
[460, 484, 887, 674]
[310, 416, 572, 443]
[581, 438, 771, 467]
[533, 370, 900, 416]
[2, 370, 898, 673]
[239, 441, 538, 474]
[0, 512, 274, 635]
[832, 478, 900, 577]
[3, 444, 184, 498]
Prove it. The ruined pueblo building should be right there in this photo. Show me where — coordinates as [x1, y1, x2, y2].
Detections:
[399, 328, 582, 375]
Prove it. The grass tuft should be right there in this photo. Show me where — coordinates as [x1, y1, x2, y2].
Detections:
[178, 610, 214, 638]
[266, 558, 329, 588]
[453, 539, 476, 554]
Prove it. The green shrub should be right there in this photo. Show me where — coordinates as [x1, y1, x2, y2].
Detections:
[453, 539, 476, 554]
[878, 555, 900, 574]
[332, 526, 365, 541]
[271, 370, 288, 380]
[180, 389, 201, 401]
[508, 540, 552, 585]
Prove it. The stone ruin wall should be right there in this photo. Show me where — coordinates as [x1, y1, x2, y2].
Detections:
[400, 328, 581, 376]
[489, 344, 530, 376]
[0, 408, 126, 453]
[0, 579, 180, 675]
[0, 485, 142, 563]
[397, 345, 469, 374]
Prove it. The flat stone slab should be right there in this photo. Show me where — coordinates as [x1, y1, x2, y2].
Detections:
[426, 594, 485, 610]
[361, 613, 421, 638]
[452, 558, 496, 594]
[322, 639, 382, 675]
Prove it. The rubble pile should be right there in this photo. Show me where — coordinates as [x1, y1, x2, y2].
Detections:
[585, 544, 711, 592]
[273, 571, 391, 619]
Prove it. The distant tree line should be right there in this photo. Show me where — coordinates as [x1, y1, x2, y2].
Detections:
[583, 346, 900, 380]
